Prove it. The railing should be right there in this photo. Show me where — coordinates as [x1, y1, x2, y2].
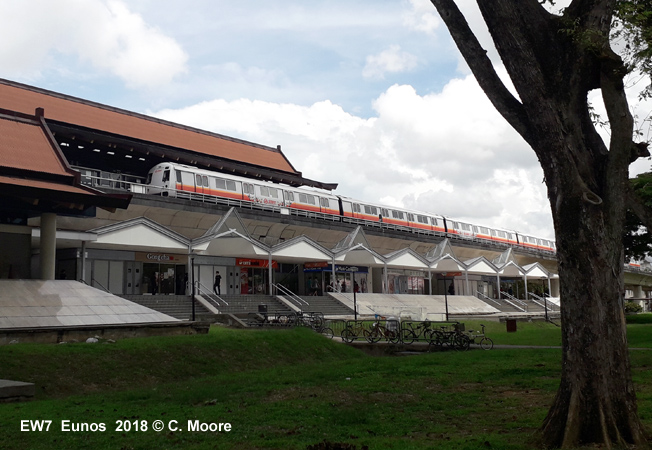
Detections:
[272, 283, 308, 307]
[475, 290, 501, 306]
[195, 281, 229, 306]
[80, 277, 111, 293]
[500, 291, 527, 312]
[528, 292, 558, 311]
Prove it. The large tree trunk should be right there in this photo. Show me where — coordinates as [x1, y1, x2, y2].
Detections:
[539, 153, 647, 448]
[430, 0, 650, 447]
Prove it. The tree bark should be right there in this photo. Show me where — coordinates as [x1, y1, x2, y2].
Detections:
[430, 0, 649, 447]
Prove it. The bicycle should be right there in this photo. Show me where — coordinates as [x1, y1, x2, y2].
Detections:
[466, 324, 494, 350]
[401, 321, 437, 345]
[366, 319, 399, 344]
[341, 321, 368, 343]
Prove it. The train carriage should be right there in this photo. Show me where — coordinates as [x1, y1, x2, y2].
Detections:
[146, 162, 557, 256]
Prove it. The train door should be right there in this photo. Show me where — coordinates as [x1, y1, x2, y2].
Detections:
[243, 182, 255, 202]
[194, 174, 209, 195]
[340, 199, 353, 218]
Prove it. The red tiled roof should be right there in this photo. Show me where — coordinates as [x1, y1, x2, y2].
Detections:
[0, 114, 70, 177]
[0, 79, 298, 174]
[0, 175, 89, 195]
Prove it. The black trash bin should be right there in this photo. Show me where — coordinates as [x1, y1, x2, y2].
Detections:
[258, 304, 268, 314]
[506, 318, 517, 333]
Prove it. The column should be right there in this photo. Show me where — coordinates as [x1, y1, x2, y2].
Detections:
[40, 213, 56, 280]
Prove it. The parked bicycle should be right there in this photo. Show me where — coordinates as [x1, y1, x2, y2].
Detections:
[431, 323, 470, 351]
[401, 320, 437, 345]
[466, 324, 494, 350]
[366, 318, 400, 344]
[341, 321, 368, 343]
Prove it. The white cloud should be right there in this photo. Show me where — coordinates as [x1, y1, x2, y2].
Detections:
[362, 45, 418, 79]
[153, 74, 554, 239]
[0, 0, 188, 88]
[403, 0, 440, 34]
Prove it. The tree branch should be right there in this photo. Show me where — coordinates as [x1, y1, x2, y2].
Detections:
[430, 0, 533, 143]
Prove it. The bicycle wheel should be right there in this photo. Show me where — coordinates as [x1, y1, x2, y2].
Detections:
[321, 327, 334, 339]
[341, 328, 353, 343]
[365, 328, 380, 343]
[454, 334, 471, 351]
[386, 329, 399, 344]
[480, 337, 494, 350]
[401, 329, 416, 345]
[311, 316, 324, 331]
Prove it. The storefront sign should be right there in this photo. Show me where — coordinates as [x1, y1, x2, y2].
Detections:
[236, 258, 278, 269]
[136, 252, 188, 264]
[304, 263, 368, 273]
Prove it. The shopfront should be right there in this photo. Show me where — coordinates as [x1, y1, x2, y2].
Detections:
[237, 258, 278, 295]
[304, 262, 370, 295]
[138, 252, 188, 295]
[387, 269, 426, 295]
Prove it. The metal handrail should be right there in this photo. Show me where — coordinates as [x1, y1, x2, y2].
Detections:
[195, 281, 229, 306]
[475, 290, 500, 306]
[528, 292, 558, 311]
[272, 283, 308, 306]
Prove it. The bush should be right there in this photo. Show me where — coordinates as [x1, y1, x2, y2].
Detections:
[625, 301, 643, 314]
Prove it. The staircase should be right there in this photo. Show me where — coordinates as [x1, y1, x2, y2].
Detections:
[295, 295, 354, 316]
[216, 295, 291, 315]
[121, 295, 210, 320]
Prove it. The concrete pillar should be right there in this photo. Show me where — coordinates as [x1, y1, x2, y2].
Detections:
[524, 275, 528, 299]
[40, 213, 56, 280]
[550, 277, 560, 297]
[428, 269, 432, 295]
[465, 270, 470, 296]
[268, 253, 273, 295]
[80, 241, 87, 281]
[384, 263, 388, 294]
[496, 274, 501, 299]
[633, 285, 644, 299]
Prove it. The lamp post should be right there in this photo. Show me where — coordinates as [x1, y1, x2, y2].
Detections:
[191, 257, 196, 322]
[442, 273, 449, 322]
[350, 266, 359, 322]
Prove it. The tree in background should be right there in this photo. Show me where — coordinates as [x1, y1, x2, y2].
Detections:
[430, 1, 651, 448]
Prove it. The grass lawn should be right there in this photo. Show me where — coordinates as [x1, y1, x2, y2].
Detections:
[0, 320, 651, 449]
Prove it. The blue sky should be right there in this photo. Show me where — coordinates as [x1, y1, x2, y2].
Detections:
[2, 0, 649, 241]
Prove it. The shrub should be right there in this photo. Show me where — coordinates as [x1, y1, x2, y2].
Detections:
[625, 301, 643, 314]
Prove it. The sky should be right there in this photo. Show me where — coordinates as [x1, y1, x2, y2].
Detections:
[1, 0, 650, 241]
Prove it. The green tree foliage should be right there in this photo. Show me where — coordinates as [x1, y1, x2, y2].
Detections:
[626, 172, 652, 260]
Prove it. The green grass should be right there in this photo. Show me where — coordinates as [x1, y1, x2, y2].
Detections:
[0, 322, 651, 449]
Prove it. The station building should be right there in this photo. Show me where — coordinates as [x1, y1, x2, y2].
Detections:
[0, 77, 651, 326]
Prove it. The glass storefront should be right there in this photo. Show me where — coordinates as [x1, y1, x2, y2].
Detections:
[304, 262, 369, 295]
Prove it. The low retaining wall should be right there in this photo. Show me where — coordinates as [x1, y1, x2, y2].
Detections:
[0, 321, 210, 345]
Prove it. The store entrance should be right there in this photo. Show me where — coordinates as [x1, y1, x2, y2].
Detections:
[142, 263, 187, 295]
[240, 268, 269, 295]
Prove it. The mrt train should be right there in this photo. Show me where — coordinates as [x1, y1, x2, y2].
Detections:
[146, 162, 557, 253]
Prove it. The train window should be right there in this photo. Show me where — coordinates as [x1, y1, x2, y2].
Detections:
[417, 215, 428, 224]
[162, 169, 170, 182]
[175, 170, 181, 182]
[195, 174, 202, 186]
[215, 178, 226, 189]
[320, 198, 329, 207]
[479, 227, 489, 234]
[431, 217, 438, 226]
[364, 205, 378, 215]
[381, 208, 388, 217]
[285, 191, 295, 202]
[226, 180, 236, 191]
[451, 221, 459, 229]
[461, 223, 471, 231]
[244, 183, 254, 195]
[201, 176, 208, 187]
[496, 230, 506, 238]
[353, 204, 361, 213]
[391, 210, 404, 220]
[268, 187, 278, 198]
[306, 194, 316, 205]
[260, 186, 269, 196]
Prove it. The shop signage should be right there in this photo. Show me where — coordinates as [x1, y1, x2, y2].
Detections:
[136, 252, 188, 264]
[437, 272, 463, 278]
[236, 258, 278, 269]
[303, 263, 368, 273]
